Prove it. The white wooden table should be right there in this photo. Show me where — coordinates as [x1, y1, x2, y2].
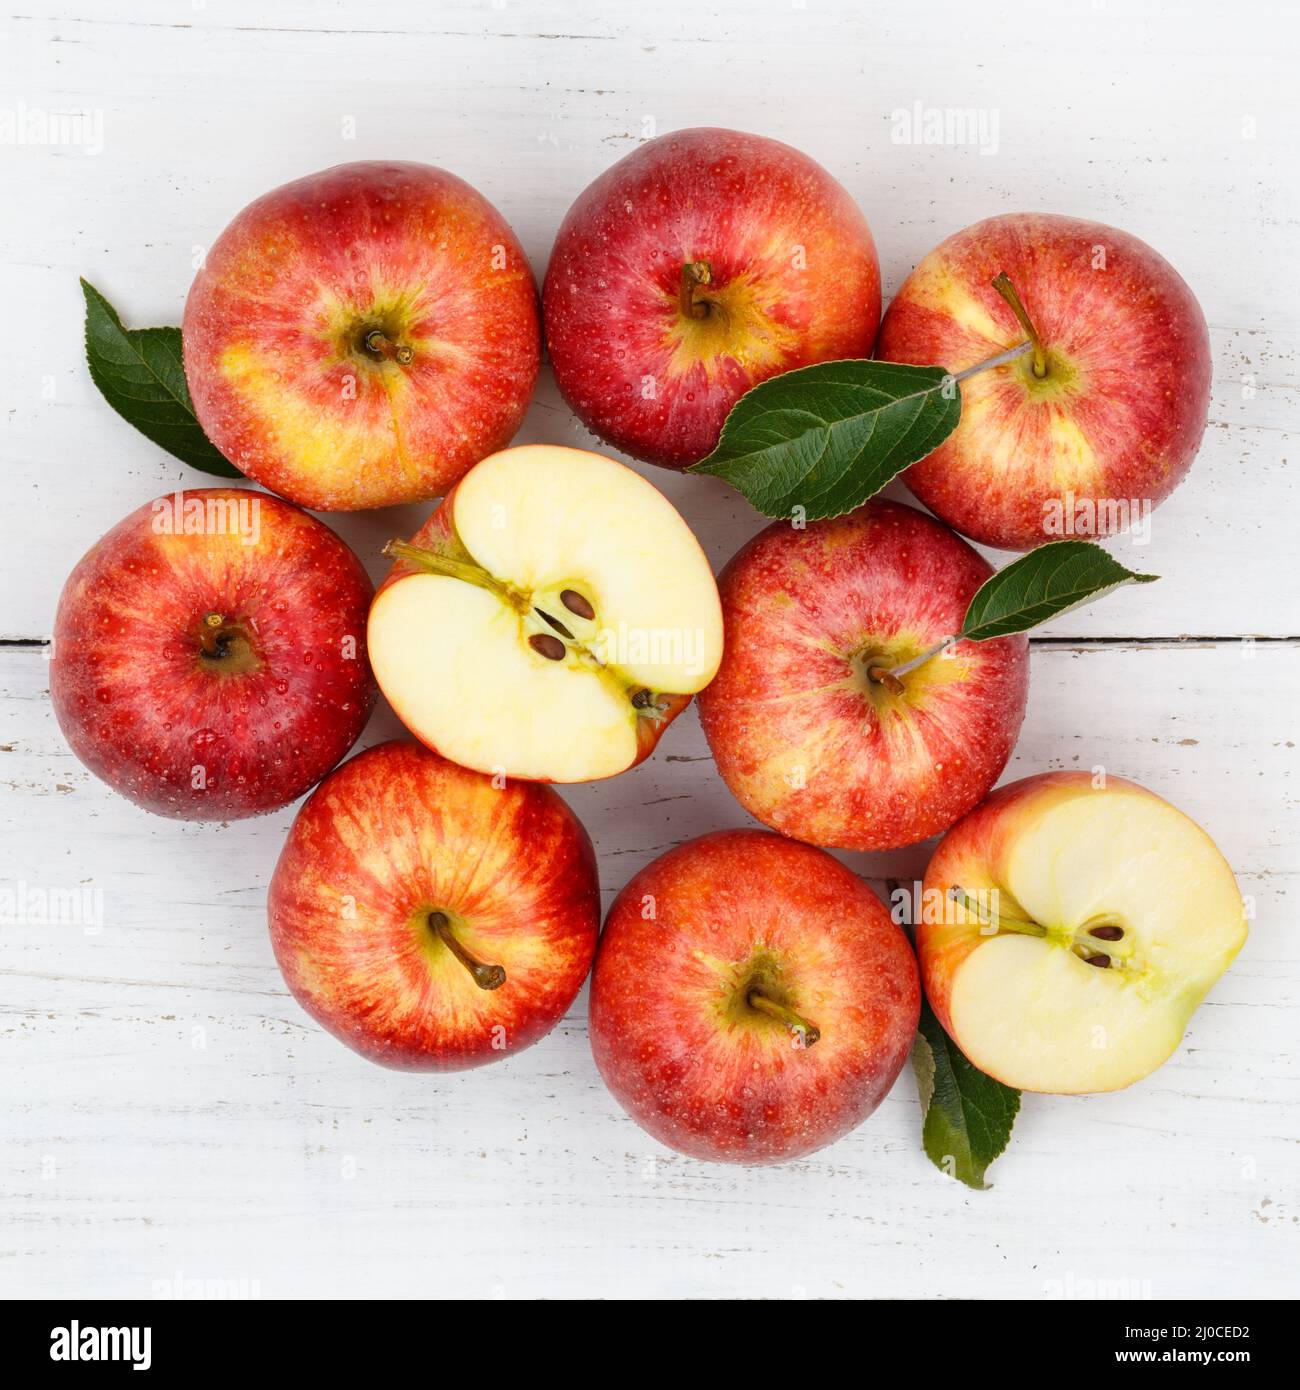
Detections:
[2, 0, 1297, 1300]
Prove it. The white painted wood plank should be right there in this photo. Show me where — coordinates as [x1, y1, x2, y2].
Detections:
[2, 0, 1296, 637]
[1, 641, 1296, 1299]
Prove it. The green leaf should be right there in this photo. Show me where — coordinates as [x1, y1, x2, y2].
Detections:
[687, 359, 960, 520]
[961, 539, 1158, 642]
[81, 278, 241, 477]
[913, 1000, 1020, 1190]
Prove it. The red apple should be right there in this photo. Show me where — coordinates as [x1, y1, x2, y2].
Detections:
[918, 772, 1247, 1093]
[51, 488, 375, 819]
[697, 500, 1028, 851]
[589, 829, 919, 1163]
[543, 128, 880, 469]
[183, 161, 541, 511]
[268, 741, 600, 1070]
[368, 444, 723, 782]
[876, 212, 1211, 551]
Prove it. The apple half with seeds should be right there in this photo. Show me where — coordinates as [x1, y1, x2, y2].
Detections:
[368, 444, 724, 782]
[919, 772, 1248, 1093]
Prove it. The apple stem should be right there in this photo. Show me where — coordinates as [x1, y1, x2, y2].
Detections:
[747, 990, 820, 1048]
[679, 260, 713, 319]
[199, 611, 227, 657]
[866, 665, 906, 695]
[429, 911, 506, 990]
[364, 329, 414, 365]
[949, 888, 1046, 938]
[991, 272, 1048, 378]
[383, 540, 504, 597]
[879, 636, 958, 685]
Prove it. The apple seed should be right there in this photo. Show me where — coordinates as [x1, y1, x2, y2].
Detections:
[560, 589, 595, 621]
[536, 608, 575, 640]
[529, 633, 567, 661]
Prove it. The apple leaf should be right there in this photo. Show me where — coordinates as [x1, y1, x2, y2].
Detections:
[961, 539, 1158, 642]
[687, 359, 960, 520]
[80, 278, 242, 477]
[913, 1001, 1020, 1190]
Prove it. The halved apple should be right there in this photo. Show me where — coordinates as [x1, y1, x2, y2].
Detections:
[919, 772, 1247, 1094]
[368, 445, 723, 782]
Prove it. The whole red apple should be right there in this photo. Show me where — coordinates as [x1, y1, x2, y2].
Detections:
[589, 829, 920, 1163]
[876, 212, 1211, 551]
[183, 161, 541, 510]
[268, 741, 600, 1070]
[919, 772, 1247, 1093]
[543, 128, 880, 469]
[51, 488, 375, 819]
[698, 500, 1029, 851]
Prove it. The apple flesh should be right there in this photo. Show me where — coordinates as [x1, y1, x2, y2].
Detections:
[51, 488, 375, 820]
[183, 161, 541, 511]
[919, 772, 1247, 1093]
[876, 212, 1211, 551]
[367, 444, 724, 782]
[543, 128, 881, 469]
[589, 829, 920, 1164]
[697, 499, 1028, 851]
[268, 741, 600, 1070]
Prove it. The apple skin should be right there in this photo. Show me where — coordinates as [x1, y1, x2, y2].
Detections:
[697, 500, 1029, 851]
[543, 128, 881, 469]
[267, 740, 600, 1071]
[183, 161, 541, 511]
[918, 771, 1248, 1093]
[875, 212, 1211, 551]
[373, 481, 693, 776]
[589, 829, 920, 1164]
[51, 488, 375, 820]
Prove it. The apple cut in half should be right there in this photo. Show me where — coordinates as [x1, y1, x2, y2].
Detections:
[919, 772, 1248, 1094]
[368, 445, 724, 782]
